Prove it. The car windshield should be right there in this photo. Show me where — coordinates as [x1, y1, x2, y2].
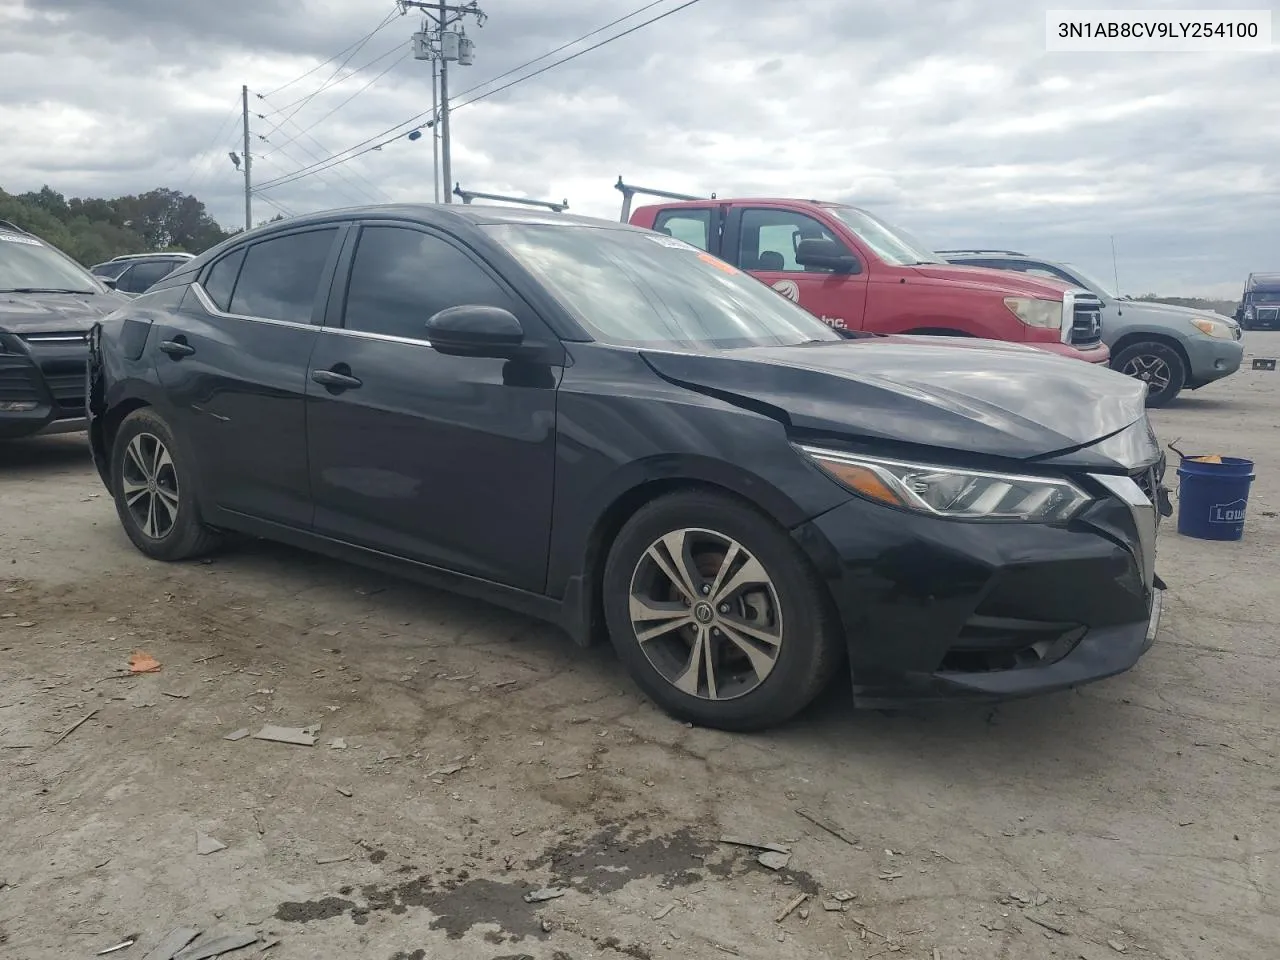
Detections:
[0, 232, 100, 293]
[824, 206, 943, 266]
[485, 223, 842, 350]
[1061, 262, 1120, 299]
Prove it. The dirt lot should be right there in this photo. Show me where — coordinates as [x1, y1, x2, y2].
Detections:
[2, 336, 1278, 960]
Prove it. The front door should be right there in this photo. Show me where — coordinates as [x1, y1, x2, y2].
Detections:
[153, 225, 345, 527]
[304, 222, 561, 592]
[724, 206, 868, 331]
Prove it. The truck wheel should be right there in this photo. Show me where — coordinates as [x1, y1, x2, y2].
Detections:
[1113, 341, 1186, 408]
[601, 490, 843, 731]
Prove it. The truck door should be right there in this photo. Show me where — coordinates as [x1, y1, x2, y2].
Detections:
[722, 205, 868, 331]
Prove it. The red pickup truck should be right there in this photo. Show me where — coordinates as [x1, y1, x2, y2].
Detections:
[628, 197, 1109, 364]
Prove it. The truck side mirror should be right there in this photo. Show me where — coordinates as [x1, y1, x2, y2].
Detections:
[795, 237, 860, 274]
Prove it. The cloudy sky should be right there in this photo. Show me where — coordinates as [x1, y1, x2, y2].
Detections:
[2, 0, 1276, 296]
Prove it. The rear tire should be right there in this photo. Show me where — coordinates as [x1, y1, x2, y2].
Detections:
[110, 408, 220, 561]
[602, 490, 843, 731]
[1113, 341, 1186, 408]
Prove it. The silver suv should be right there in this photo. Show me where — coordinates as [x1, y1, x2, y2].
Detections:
[940, 250, 1243, 407]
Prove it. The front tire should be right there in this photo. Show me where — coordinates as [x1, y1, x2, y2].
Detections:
[602, 490, 843, 731]
[1113, 341, 1186, 408]
[110, 408, 220, 561]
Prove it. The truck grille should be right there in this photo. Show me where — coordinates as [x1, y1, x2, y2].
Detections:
[1255, 307, 1279, 327]
[1070, 296, 1103, 346]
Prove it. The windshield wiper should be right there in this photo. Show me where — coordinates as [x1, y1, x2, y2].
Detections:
[0, 287, 95, 294]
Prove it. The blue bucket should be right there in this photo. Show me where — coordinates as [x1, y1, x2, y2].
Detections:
[1175, 455, 1256, 541]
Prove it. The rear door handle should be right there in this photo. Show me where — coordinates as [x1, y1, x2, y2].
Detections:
[159, 339, 195, 358]
[311, 369, 363, 390]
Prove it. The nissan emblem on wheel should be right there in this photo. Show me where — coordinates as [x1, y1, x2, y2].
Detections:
[87, 203, 1167, 732]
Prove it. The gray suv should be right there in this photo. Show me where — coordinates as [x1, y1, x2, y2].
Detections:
[941, 250, 1243, 407]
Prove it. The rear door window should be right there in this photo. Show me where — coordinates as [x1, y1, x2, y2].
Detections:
[202, 249, 246, 312]
[652, 209, 712, 251]
[229, 229, 338, 324]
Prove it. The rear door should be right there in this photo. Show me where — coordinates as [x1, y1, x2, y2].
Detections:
[722, 205, 868, 330]
[304, 221, 561, 591]
[153, 223, 347, 527]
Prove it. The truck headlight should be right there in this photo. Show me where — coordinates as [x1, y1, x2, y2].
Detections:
[1003, 297, 1064, 330]
[1190, 316, 1235, 339]
[799, 446, 1092, 523]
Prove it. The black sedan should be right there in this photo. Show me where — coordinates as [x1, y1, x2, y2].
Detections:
[87, 204, 1164, 731]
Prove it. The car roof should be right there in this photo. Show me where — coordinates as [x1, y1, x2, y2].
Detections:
[248, 202, 644, 233]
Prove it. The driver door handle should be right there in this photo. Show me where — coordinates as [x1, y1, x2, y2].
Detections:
[159, 339, 195, 358]
[311, 368, 363, 390]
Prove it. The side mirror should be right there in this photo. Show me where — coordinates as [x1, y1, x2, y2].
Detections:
[795, 237, 860, 274]
[99, 276, 118, 290]
[425, 304, 525, 358]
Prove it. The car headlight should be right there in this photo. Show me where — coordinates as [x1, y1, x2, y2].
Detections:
[1190, 316, 1234, 339]
[1003, 296, 1063, 330]
[799, 446, 1092, 523]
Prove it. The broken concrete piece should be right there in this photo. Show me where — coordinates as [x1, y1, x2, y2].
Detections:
[794, 808, 857, 845]
[429, 763, 463, 777]
[196, 832, 227, 855]
[652, 903, 677, 921]
[719, 836, 791, 855]
[251, 726, 317, 747]
[336, 787, 353, 797]
[523, 887, 566, 903]
[757, 850, 791, 870]
[223, 729, 250, 742]
[328, 738, 346, 750]
[141, 927, 201, 960]
[832, 890, 856, 902]
[821, 898, 846, 912]
[173, 931, 259, 960]
[775, 893, 808, 923]
[1108, 941, 1127, 953]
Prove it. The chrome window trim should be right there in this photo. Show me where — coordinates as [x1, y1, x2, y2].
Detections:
[190, 281, 317, 330]
[321, 326, 433, 347]
[1090, 472, 1157, 590]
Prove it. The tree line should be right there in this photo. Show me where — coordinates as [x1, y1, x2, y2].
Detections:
[0, 184, 238, 267]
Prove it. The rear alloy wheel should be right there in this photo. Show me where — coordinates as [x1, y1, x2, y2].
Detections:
[1113, 341, 1186, 408]
[602, 490, 842, 731]
[110, 408, 220, 561]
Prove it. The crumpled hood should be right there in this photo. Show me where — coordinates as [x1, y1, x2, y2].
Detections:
[641, 335, 1150, 461]
[0, 290, 125, 333]
[906, 263, 1076, 298]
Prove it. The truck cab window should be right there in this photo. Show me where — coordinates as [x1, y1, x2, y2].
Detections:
[737, 209, 849, 273]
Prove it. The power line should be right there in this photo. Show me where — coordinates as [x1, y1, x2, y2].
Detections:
[258, 6, 403, 99]
[452, 1, 704, 112]
[253, 0, 703, 193]
[175, 97, 245, 195]
[259, 8, 402, 142]
[259, 36, 408, 116]
[264, 47, 411, 158]
[255, 138, 377, 206]
[253, 108, 392, 202]
[448, 0, 669, 105]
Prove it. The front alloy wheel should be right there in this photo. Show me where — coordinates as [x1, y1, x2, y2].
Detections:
[602, 490, 842, 731]
[121, 432, 180, 540]
[111, 407, 220, 561]
[628, 528, 783, 701]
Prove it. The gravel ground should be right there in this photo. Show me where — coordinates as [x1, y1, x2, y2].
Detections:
[1, 334, 1278, 960]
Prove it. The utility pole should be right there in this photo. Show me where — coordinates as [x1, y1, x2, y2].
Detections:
[431, 58, 440, 202]
[404, 1, 484, 203]
[241, 84, 252, 230]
